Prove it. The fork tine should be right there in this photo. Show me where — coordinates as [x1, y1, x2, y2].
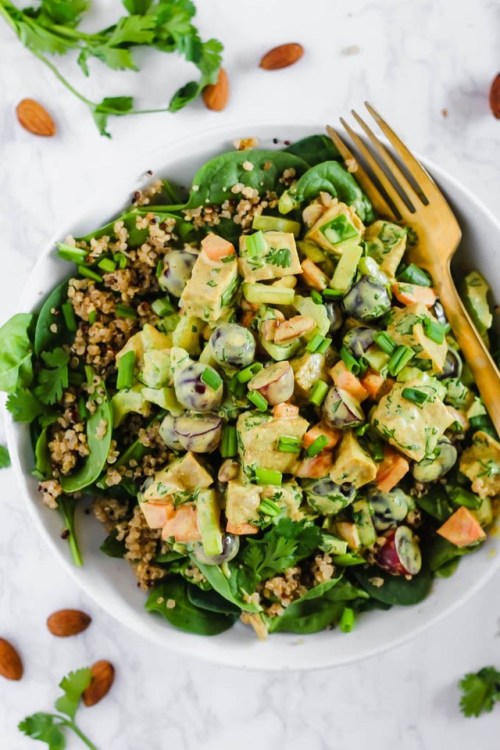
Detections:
[326, 125, 396, 220]
[339, 117, 407, 218]
[364, 102, 441, 202]
[351, 109, 423, 210]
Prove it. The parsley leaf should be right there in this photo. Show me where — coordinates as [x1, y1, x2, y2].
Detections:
[6, 388, 45, 422]
[55, 668, 92, 720]
[266, 247, 292, 268]
[242, 519, 321, 582]
[34, 348, 69, 405]
[38, 0, 90, 27]
[0, 312, 34, 393]
[0, 445, 10, 469]
[459, 667, 500, 717]
[18, 713, 66, 749]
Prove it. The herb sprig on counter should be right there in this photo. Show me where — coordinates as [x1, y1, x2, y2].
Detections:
[0, 0, 223, 136]
[459, 666, 500, 717]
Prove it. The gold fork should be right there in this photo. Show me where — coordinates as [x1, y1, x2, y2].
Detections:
[327, 103, 500, 435]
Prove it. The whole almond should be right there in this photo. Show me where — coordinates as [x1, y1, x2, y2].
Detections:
[47, 609, 91, 638]
[0, 638, 23, 681]
[16, 98, 56, 137]
[83, 660, 115, 707]
[202, 68, 229, 111]
[489, 73, 500, 119]
[259, 43, 304, 71]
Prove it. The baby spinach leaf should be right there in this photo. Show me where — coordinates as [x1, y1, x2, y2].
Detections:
[187, 585, 241, 616]
[284, 134, 340, 166]
[352, 564, 433, 606]
[100, 528, 127, 559]
[34, 280, 70, 357]
[146, 576, 236, 635]
[288, 161, 374, 222]
[425, 536, 473, 573]
[0, 313, 34, 393]
[190, 559, 260, 613]
[156, 550, 186, 564]
[415, 485, 454, 521]
[178, 150, 308, 210]
[269, 597, 346, 634]
[60, 383, 113, 493]
[33, 428, 51, 479]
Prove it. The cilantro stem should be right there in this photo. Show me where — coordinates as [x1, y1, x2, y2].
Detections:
[62, 719, 98, 750]
[30, 48, 96, 108]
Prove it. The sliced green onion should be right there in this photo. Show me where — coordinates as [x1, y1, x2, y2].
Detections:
[229, 374, 247, 398]
[423, 318, 446, 344]
[259, 498, 281, 516]
[449, 487, 482, 510]
[316, 337, 332, 354]
[340, 346, 361, 375]
[78, 265, 102, 283]
[152, 297, 175, 317]
[354, 423, 370, 436]
[115, 304, 137, 319]
[366, 435, 384, 462]
[247, 391, 268, 411]
[57, 243, 88, 263]
[277, 436, 301, 453]
[339, 607, 355, 633]
[388, 345, 414, 376]
[306, 434, 329, 457]
[246, 230, 267, 256]
[97, 257, 116, 273]
[117, 351, 136, 390]
[201, 367, 222, 390]
[88, 310, 97, 325]
[156, 259, 164, 278]
[309, 379, 329, 406]
[116, 254, 128, 269]
[310, 290, 323, 305]
[402, 387, 429, 405]
[397, 263, 432, 287]
[322, 288, 344, 299]
[255, 467, 282, 486]
[220, 425, 237, 458]
[237, 362, 263, 383]
[61, 302, 77, 332]
[374, 331, 396, 355]
[306, 334, 325, 353]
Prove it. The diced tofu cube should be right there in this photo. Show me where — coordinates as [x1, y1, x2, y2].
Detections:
[143, 452, 213, 501]
[387, 303, 448, 372]
[180, 247, 239, 323]
[371, 380, 454, 462]
[329, 431, 377, 488]
[225, 481, 261, 533]
[261, 481, 304, 521]
[305, 202, 364, 255]
[460, 430, 500, 499]
[238, 231, 301, 281]
[236, 412, 309, 474]
[291, 352, 327, 398]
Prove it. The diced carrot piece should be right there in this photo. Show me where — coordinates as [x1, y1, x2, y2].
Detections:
[330, 361, 369, 402]
[272, 402, 300, 419]
[376, 447, 410, 493]
[141, 500, 174, 529]
[201, 232, 235, 261]
[437, 506, 486, 548]
[301, 258, 329, 291]
[240, 310, 256, 328]
[226, 521, 259, 535]
[303, 422, 341, 450]
[161, 504, 201, 543]
[295, 451, 334, 478]
[336, 522, 361, 550]
[392, 282, 436, 307]
[360, 370, 386, 400]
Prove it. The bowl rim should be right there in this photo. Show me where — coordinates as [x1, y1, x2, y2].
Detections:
[5, 120, 500, 671]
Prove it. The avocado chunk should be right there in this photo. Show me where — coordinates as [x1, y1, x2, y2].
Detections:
[139, 349, 172, 389]
[197, 488, 223, 557]
[143, 452, 213, 501]
[461, 271, 493, 336]
[364, 220, 407, 277]
[306, 203, 364, 255]
[226, 480, 261, 529]
[180, 248, 239, 323]
[352, 499, 377, 547]
[141, 386, 183, 414]
[330, 244, 363, 294]
[387, 302, 448, 372]
[112, 387, 151, 427]
[329, 431, 378, 488]
[460, 430, 500, 499]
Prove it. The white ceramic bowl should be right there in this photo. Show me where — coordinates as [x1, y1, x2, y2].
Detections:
[6, 123, 500, 671]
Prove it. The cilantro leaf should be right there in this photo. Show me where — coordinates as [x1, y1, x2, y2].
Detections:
[34, 348, 69, 405]
[123, 0, 153, 13]
[92, 96, 135, 136]
[55, 668, 92, 720]
[266, 247, 292, 268]
[18, 713, 66, 749]
[6, 388, 45, 422]
[107, 14, 156, 46]
[0, 445, 10, 469]
[242, 519, 322, 583]
[459, 667, 500, 717]
[39, 0, 90, 27]
[0, 313, 34, 393]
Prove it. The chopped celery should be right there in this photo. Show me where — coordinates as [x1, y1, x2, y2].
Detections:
[243, 282, 295, 306]
[252, 215, 301, 237]
[329, 244, 363, 294]
[297, 240, 325, 263]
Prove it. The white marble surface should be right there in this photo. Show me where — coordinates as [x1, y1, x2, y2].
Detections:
[1, 0, 500, 747]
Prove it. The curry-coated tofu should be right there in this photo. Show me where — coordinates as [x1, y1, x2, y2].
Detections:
[238, 231, 301, 281]
[460, 430, 500, 499]
[236, 412, 309, 474]
[329, 431, 378, 488]
[305, 202, 364, 255]
[180, 247, 239, 323]
[386, 302, 448, 372]
[143, 452, 213, 501]
[225, 481, 261, 527]
[364, 220, 407, 278]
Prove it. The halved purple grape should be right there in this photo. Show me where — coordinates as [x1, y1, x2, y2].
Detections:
[174, 413, 223, 453]
[248, 361, 294, 405]
[322, 386, 364, 428]
[342, 277, 391, 321]
[209, 324, 256, 368]
[342, 326, 377, 358]
[376, 526, 422, 576]
[174, 362, 223, 412]
[193, 534, 240, 565]
[159, 414, 183, 450]
[159, 251, 196, 297]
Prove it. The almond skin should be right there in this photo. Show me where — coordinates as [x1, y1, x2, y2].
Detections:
[47, 609, 91, 638]
[0, 638, 23, 681]
[202, 68, 229, 111]
[83, 660, 115, 707]
[16, 99, 56, 136]
[259, 43, 304, 71]
[489, 73, 500, 119]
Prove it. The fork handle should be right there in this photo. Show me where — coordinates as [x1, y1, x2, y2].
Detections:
[434, 263, 500, 435]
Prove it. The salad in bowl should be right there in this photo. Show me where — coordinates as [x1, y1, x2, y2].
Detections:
[1, 132, 498, 642]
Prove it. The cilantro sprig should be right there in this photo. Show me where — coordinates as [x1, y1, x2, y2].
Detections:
[19, 667, 98, 749]
[0, 0, 223, 136]
[459, 666, 500, 718]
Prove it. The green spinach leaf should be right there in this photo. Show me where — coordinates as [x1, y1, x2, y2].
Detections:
[284, 134, 340, 166]
[187, 585, 241, 616]
[351, 564, 433, 606]
[34, 279, 70, 356]
[100, 528, 127, 559]
[190, 559, 260, 613]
